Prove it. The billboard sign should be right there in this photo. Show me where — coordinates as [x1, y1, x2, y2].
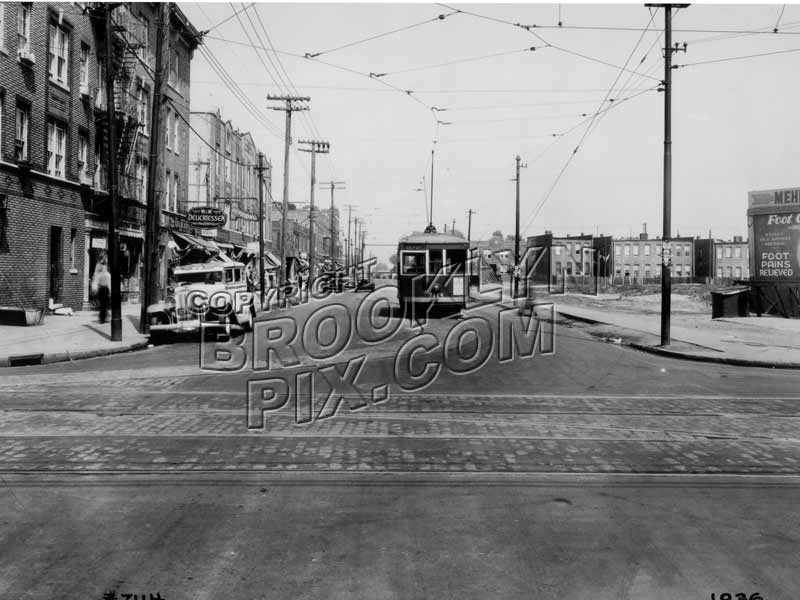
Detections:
[748, 187, 800, 209]
[188, 207, 227, 228]
[751, 212, 800, 280]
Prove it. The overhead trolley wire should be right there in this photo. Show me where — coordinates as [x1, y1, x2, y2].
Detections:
[305, 10, 459, 58]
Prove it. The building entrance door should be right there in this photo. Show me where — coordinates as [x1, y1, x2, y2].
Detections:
[49, 226, 63, 305]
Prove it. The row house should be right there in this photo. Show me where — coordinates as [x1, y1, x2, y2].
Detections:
[0, 2, 200, 315]
[525, 232, 614, 282]
[612, 229, 696, 282]
[188, 109, 272, 252]
[1, 2, 98, 312]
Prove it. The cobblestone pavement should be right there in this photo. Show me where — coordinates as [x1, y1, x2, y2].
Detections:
[2, 293, 800, 475]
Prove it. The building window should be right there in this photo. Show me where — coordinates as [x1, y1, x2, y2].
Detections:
[49, 24, 70, 87]
[726, 266, 732, 278]
[173, 173, 180, 213]
[675, 246, 681, 257]
[173, 116, 179, 154]
[685, 267, 691, 278]
[674, 265, 682, 277]
[79, 43, 90, 93]
[644, 244, 650, 256]
[614, 244, 621, 256]
[725, 246, 732, 258]
[734, 246, 742, 259]
[633, 245, 639, 256]
[15, 105, 29, 161]
[168, 49, 180, 88]
[47, 121, 67, 178]
[137, 81, 150, 136]
[554, 246, 562, 256]
[164, 169, 172, 210]
[623, 245, 630, 256]
[716, 267, 723, 278]
[716, 247, 722, 259]
[139, 14, 150, 61]
[0, 4, 5, 51]
[735, 266, 742, 278]
[17, 3, 31, 52]
[684, 244, 691, 255]
[165, 110, 172, 150]
[135, 158, 148, 204]
[78, 133, 89, 182]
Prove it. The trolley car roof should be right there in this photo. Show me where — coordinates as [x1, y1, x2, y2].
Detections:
[398, 232, 468, 247]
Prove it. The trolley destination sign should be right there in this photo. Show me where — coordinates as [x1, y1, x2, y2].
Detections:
[187, 206, 227, 228]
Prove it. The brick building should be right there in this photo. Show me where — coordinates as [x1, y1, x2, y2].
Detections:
[188, 109, 272, 250]
[1, 2, 97, 313]
[713, 236, 749, 281]
[611, 230, 696, 282]
[525, 232, 613, 282]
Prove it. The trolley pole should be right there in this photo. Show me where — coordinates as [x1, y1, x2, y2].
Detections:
[298, 140, 330, 290]
[268, 95, 310, 302]
[645, 3, 689, 346]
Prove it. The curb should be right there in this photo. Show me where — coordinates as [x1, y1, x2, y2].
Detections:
[628, 342, 800, 370]
[557, 309, 800, 370]
[0, 340, 150, 368]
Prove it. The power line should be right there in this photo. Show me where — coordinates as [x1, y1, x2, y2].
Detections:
[375, 47, 542, 77]
[674, 46, 800, 68]
[305, 11, 458, 58]
[197, 2, 254, 34]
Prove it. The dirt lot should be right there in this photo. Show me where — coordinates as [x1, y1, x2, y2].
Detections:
[553, 286, 712, 316]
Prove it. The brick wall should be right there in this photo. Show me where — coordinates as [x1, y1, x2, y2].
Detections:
[0, 3, 96, 311]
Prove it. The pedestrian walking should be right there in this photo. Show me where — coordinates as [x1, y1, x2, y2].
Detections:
[91, 261, 112, 324]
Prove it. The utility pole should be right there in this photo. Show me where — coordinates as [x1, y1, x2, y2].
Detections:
[467, 208, 475, 284]
[344, 204, 355, 275]
[353, 217, 360, 273]
[268, 94, 310, 301]
[319, 180, 345, 261]
[140, 2, 167, 335]
[256, 152, 267, 309]
[646, 3, 689, 346]
[513, 155, 527, 298]
[103, 5, 122, 341]
[298, 140, 330, 289]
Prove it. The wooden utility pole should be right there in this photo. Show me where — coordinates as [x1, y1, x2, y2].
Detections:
[298, 140, 330, 288]
[268, 95, 310, 300]
[140, 2, 167, 334]
[513, 155, 526, 298]
[646, 3, 689, 346]
[319, 180, 345, 261]
[256, 152, 267, 309]
[104, 5, 122, 341]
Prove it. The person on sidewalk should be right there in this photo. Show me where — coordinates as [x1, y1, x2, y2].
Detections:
[91, 262, 112, 324]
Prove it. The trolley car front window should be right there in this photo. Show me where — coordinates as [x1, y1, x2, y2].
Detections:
[401, 252, 426, 275]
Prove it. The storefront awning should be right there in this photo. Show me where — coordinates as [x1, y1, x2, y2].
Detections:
[171, 231, 220, 254]
[264, 251, 281, 269]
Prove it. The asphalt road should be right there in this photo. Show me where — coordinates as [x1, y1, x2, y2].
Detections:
[1, 288, 799, 599]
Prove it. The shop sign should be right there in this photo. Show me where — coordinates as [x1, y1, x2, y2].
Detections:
[752, 212, 800, 280]
[188, 207, 227, 228]
[199, 229, 218, 238]
[91, 237, 107, 249]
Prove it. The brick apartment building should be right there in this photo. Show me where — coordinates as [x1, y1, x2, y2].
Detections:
[525, 232, 614, 282]
[188, 109, 272, 250]
[0, 2, 97, 312]
[0, 3, 201, 316]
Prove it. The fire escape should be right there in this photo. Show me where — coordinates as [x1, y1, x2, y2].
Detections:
[90, 5, 145, 223]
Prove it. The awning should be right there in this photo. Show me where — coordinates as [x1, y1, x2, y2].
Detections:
[264, 251, 281, 269]
[216, 242, 234, 249]
[171, 231, 220, 254]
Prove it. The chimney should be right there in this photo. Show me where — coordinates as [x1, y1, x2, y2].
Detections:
[639, 222, 648, 240]
[733, 235, 743, 243]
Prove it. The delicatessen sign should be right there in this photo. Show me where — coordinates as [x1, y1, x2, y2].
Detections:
[752, 212, 800, 280]
[188, 207, 227, 228]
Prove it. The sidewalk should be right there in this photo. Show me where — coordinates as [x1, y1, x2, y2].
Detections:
[551, 295, 800, 369]
[0, 304, 149, 368]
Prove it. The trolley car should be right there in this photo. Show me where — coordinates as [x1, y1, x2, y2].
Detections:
[397, 230, 469, 313]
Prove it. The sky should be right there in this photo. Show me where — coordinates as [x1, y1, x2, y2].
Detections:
[181, 2, 800, 263]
